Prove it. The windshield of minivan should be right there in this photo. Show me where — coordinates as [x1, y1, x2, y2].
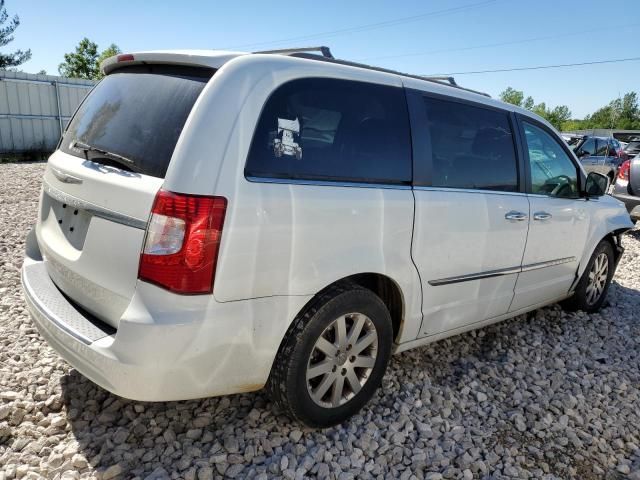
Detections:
[60, 65, 213, 178]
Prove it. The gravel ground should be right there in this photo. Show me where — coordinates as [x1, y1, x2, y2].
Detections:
[1, 161, 640, 480]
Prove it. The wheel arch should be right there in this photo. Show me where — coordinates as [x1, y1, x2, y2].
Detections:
[284, 272, 406, 346]
[603, 228, 627, 266]
[574, 227, 628, 290]
[342, 272, 405, 343]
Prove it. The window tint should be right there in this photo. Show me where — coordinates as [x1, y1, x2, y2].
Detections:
[595, 139, 609, 156]
[423, 97, 518, 192]
[523, 122, 579, 198]
[245, 78, 411, 184]
[579, 138, 596, 156]
[607, 140, 619, 156]
[61, 65, 212, 178]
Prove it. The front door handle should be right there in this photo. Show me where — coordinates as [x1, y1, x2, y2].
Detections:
[505, 211, 528, 222]
[533, 211, 552, 221]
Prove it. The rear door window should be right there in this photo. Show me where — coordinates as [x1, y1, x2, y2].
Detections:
[245, 78, 412, 185]
[61, 65, 213, 178]
[423, 97, 519, 192]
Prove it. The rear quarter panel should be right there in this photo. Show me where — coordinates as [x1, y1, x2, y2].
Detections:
[162, 55, 423, 343]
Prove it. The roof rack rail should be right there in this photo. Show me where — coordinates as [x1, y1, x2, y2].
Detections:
[254, 46, 334, 59]
[254, 46, 489, 97]
[422, 76, 458, 87]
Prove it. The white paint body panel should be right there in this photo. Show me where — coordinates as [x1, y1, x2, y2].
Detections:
[212, 182, 422, 340]
[21, 49, 634, 401]
[412, 190, 529, 336]
[36, 154, 163, 327]
[510, 195, 589, 310]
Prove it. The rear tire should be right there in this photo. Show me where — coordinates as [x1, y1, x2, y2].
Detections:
[267, 282, 392, 428]
[562, 240, 615, 312]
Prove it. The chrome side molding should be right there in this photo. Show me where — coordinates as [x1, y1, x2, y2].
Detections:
[520, 256, 576, 272]
[429, 257, 577, 286]
[42, 181, 147, 230]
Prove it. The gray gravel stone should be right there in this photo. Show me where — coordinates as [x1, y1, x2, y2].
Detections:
[2, 162, 640, 479]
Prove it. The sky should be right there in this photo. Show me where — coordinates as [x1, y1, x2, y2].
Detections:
[7, 0, 639, 118]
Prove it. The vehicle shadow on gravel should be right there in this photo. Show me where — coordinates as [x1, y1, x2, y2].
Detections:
[58, 369, 290, 475]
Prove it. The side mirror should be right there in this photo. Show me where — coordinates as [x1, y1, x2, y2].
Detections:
[584, 171, 609, 197]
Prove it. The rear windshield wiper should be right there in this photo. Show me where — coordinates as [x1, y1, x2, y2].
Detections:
[73, 141, 142, 174]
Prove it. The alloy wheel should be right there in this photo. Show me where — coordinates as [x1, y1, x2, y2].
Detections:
[306, 313, 378, 408]
[586, 252, 609, 305]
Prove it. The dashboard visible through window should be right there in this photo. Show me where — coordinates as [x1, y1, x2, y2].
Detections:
[523, 122, 579, 199]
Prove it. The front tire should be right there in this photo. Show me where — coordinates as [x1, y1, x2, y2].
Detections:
[267, 283, 392, 428]
[562, 240, 615, 312]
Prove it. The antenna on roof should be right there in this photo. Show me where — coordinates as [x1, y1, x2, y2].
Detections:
[254, 46, 334, 59]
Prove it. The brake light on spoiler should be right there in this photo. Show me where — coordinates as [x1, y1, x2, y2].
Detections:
[139, 190, 227, 294]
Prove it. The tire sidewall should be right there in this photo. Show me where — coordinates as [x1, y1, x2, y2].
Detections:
[286, 288, 392, 427]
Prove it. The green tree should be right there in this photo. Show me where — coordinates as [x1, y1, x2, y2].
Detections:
[499, 87, 524, 107]
[58, 38, 99, 79]
[575, 92, 640, 130]
[0, 0, 31, 69]
[523, 96, 535, 110]
[58, 38, 121, 80]
[562, 119, 586, 131]
[96, 43, 121, 79]
[531, 101, 547, 118]
[617, 92, 640, 129]
[546, 105, 572, 130]
[498, 87, 572, 130]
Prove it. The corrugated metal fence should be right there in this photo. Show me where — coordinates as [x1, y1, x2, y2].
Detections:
[0, 70, 95, 154]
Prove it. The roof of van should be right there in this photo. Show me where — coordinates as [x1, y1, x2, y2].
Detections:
[100, 48, 555, 131]
[101, 48, 489, 96]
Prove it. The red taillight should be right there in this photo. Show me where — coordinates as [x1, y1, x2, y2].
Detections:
[618, 160, 631, 181]
[138, 190, 227, 294]
[117, 54, 135, 62]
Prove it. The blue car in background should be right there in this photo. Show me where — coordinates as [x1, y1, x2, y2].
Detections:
[573, 136, 628, 182]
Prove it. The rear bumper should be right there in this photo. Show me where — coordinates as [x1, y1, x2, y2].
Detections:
[612, 186, 640, 221]
[22, 229, 311, 401]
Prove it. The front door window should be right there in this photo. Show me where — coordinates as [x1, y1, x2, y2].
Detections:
[523, 122, 579, 199]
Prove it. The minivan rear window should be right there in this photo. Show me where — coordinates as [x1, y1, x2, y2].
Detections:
[61, 65, 213, 178]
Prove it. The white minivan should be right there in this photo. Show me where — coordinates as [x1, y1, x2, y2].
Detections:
[22, 48, 633, 427]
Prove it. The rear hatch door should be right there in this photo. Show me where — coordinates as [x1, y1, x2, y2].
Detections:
[37, 64, 213, 328]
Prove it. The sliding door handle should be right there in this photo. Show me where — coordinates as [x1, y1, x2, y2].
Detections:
[505, 211, 528, 222]
[533, 211, 552, 221]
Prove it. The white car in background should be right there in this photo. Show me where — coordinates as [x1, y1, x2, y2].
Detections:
[22, 49, 633, 427]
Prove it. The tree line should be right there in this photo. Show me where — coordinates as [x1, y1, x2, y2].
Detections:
[500, 87, 640, 132]
[0, 1, 118, 79]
